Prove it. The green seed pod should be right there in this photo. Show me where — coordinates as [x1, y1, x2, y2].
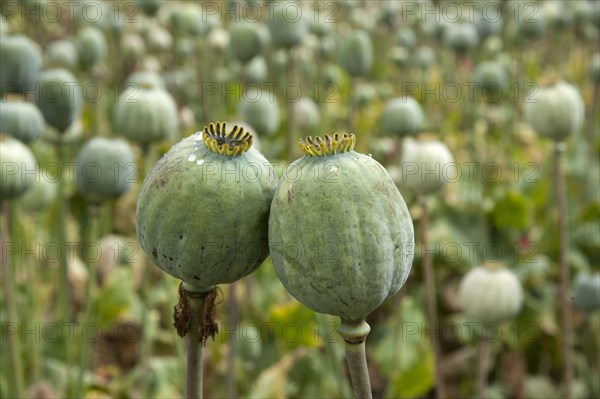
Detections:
[124, 71, 166, 90]
[396, 27, 416, 49]
[443, 22, 479, 53]
[589, 53, 600, 84]
[136, 0, 164, 16]
[473, 61, 509, 102]
[267, 2, 309, 48]
[269, 133, 414, 322]
[400, 138, 454, 196]
[0, 135, 37, 199]
[243, 56, 268, 84]
[474, 8, 502, 39]
[573, 272, 600, 312]
[0, 98, 45, 143]
[415, 46, 436, 69]
[542, 1, 573, 29]
[165, 3, 211, 37]
[511, 1, 546, 40]
[229, 21, 264, 64]
[390, 46, 411, 69]
[45, 40, 79, 70]
[35, 69, 83, 134]
[136, 122, 278, 291]
[293, 97, 320, 133]
[76, 26, 108, 70]
[352, 83, 379, 108]
[120, 33, 146, 62]
[75, 137, 136, 202]
[113, 86, 178, 144]
[238, 88, 280, 137]
[146, 25, 173, 52]
[379, 97, 425, 137]
[458, 262, 524, 323]
[21, 172, 58, 212]
[524, 80, 584, 142]
[0, 35, 42, 96]
[339, 30, 373, 77]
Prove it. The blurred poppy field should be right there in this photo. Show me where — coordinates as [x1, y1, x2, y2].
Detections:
[0, 0, 599, 398]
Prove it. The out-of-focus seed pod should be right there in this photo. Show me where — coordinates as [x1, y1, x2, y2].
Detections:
[459, 262, 524, 323]
[0, 35, 42, 96]
[35, 69, 83, 134]
[238, 88, 280, 137]
[0, 135, 37, 199]
[379, 97, 425, 137]
[75, 137, 137, 203]
[113, 86, 178, 144]
[339, 30, 373, 77]
[524, 80, 584, 142]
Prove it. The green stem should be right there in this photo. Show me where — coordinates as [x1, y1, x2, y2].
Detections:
[419, 196, 447, 399]
[227, 282, 238, 399]
[286, 48, 297, 160]
[186, 294, 206, 399]
[339, 320, 372, 399]
[554, 143, 573, 399]
[74, 203, 102, 397]
[54, 142, 73, 325]
[139, 144, 156, 366]
[1, 200, 25, 398]
[477, 335, 490, 399]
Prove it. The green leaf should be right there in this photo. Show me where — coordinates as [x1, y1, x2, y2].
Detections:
[385, 347, 435, 399]
[247, 348, 306, 399]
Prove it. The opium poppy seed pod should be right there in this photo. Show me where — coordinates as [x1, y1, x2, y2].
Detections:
[573, 272, 600, 312]
[113, 86, 178, 144]
[76, 26, 107, 70]
[75, 138, 136, 203]
[238, 88, 280, 137]
[459, 262, 524, 323]
[0, 135, 37, 199]
[0, 98, 45, 143]
[136, 122, 277, 292]
[379, 97, 425, 137]
[524, 80, 584, 142]
[35, 69, 83, 134]
[269, 133, 414, 323]
[339, 30, 374, 77]
[0, 35, 42, 96]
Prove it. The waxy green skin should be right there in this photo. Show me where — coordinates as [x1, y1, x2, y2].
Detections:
[573, 272, 600, 312]
[0, 100, 45, 143]
[36, 69, 82, 133]
[269, 151, 414, 322]
[0, 136, 36, 199]
[136, 133, 278, 290]
[75, 137, 136, 202]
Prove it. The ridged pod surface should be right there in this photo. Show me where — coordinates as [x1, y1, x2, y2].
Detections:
[0, 99, 45, 143]
[238, 88, 280, 136]
[459, 262, 524, 323]
[573, 272, 600, 312]
[400, 138, 454, 196]
[525, 81, 584, 142]
[269, 133, 414, 322]
[113, 86, 178, 144]
[379, 97, 425, 137]
[35, 69, 83, 133]
[75, 137, 136, 202]
[339, 30, 373, 77]
[76, 26, 108, 70]
[136, 123, 277, 291]
[267, 2, 308, 49]
[0, 135, 36, 199]
[0, 35, 42, 96]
